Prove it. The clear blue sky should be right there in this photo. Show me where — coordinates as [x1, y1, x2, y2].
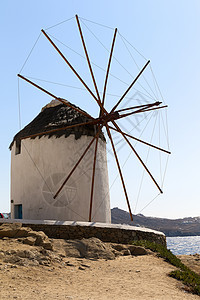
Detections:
[1, 0, 200, 219]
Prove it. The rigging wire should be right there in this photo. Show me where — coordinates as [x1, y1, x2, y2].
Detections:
[23, 75, 147, 100]
[134, 111, 159, 213]
[150, 65, 170, 150]
[19, 33, 42, 74]
[161, 155, 170, 189]
[17, 78, 22, 130]
[38, 31, 156, 101]
[80, 19, 156, 102]
[46, 32, 130, 87]
[79, 16, 114, 30]
[45, 17, 75, 31]
[139, 193, 161, 214]
[119, 33, 158, 100]
[117, 32, 148, 61]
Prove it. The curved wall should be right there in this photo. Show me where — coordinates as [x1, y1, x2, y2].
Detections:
[10, 135, 111, 223]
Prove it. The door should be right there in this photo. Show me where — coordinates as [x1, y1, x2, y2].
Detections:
[14, 204, 23, 219]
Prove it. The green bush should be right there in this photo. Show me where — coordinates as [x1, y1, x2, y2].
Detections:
[131, 240, 200, 295]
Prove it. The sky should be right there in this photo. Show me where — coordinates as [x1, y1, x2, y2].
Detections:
[0, 0, 200, 219]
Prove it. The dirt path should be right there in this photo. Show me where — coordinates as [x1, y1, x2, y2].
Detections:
[0, 254, 199, 300]
[0, 225, 199, 300]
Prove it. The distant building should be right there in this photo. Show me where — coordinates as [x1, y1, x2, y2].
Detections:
[10, 100, 111, 223]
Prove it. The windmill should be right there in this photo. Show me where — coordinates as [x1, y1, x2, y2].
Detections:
[15, 15, 170, 222]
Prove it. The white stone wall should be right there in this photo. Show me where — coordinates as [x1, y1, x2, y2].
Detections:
[10, 135, 111, 223]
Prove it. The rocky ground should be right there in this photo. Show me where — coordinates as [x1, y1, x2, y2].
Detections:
[0, 223, 199, 300]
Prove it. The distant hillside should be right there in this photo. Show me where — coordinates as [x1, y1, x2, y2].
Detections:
[111, 207, 200, 237]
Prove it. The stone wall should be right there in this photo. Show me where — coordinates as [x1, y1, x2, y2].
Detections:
[0, 219, 166, 247]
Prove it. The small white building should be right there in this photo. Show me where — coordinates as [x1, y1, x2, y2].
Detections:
[10, 100, 111, 223]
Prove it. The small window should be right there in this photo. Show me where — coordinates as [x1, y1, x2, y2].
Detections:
[15, 140, 21, 155]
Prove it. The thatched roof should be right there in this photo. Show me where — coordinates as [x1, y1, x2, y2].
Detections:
[10, 99, 105, 150]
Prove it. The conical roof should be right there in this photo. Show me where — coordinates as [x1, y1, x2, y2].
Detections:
[10, 99, 105, 150]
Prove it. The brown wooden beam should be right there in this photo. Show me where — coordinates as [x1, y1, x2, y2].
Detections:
[116, 101, 162, 113]
[17, 74, 94, 120]
[106, 125, 133, 221]
[41, 29, 100, 104]
[20, 120, 98, 140]
[53, 124, 103, 199]
[75, 15, 101, 103]
[108, 125, 171, 154]
[101, 28, 117, 111]
[118, 105, 168, 119]
[111, 120, 163, 194]
[89, 131, 99, 221]
[110, 60, 150, 113]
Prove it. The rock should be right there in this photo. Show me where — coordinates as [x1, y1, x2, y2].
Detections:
[72, 238, 115, 260]
[28, 230, 53, 250]
[42, 240, 53, 250]
[128, 245, 148, 256]
[78, 266, 85, 270]
[0, 223, 33, 239]
[23, 236, 36, 246]
[111, 244, 127, 252]
[122, 249, 131, 256]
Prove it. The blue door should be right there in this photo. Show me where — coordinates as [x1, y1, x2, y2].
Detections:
[14, 204, 23, 219]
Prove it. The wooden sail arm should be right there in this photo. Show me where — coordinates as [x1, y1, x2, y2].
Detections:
[108, 125, 171, 154]
[53, 124, 103, 199]
[19, 120, 99, 141]
[117, 105, 168, 119]
[111, 120, 163, 194]
[101, 28, 118, 111]
[89, 130, 99, 222]
[75, 15, 101, 103]
[110, 60, 150, 113]
[116, 101, 162, 113]
[17, 74, 94, 120]
[106, 124, 133, 221]
[41, 29, 108, 117]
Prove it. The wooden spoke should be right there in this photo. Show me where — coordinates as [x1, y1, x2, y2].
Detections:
[76, 15, 101, 103]
[135, 105, 168, 114]
[41, 29, 101, 104]
[111, 120, 163, 194]
[41, 29, 109, 116]
[108, 125, 171, 154]
[17, 74, 94, 120]
[101, 28, 117, 111]
[106, 125, 133, 221]
[53, 124, 103, 199]
[20, 120, 99, 141]
[110, 60, 150, 113]
[118, 105, 168, 119]
[116, 101, 162, 113]
[89, 130, 99, 222]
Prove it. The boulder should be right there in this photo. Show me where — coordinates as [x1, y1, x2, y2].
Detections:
[64, 238, 116, 260]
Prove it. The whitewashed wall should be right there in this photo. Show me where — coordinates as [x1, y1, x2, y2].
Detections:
[10, 135, 111, 223]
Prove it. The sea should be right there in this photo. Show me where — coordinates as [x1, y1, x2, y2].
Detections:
[166, 236, 200, 255]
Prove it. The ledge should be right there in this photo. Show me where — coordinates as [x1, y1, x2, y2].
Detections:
[0, 218, 166, 246]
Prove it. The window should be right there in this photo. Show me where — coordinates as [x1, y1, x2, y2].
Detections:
[15, 140, 21, 155]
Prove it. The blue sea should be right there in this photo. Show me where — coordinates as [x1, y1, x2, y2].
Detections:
[166, 236, 200, 255]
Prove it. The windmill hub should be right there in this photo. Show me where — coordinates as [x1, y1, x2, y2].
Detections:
[99, 111, 120, 124]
